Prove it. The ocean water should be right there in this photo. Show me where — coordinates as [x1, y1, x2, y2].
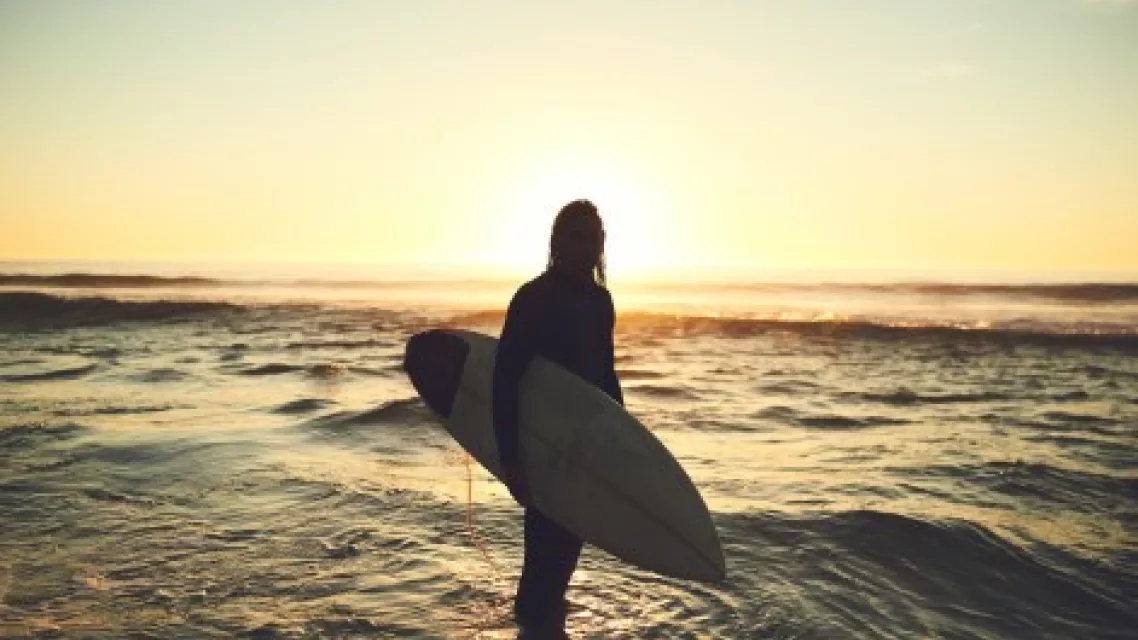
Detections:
[0, 264, 1135, 639]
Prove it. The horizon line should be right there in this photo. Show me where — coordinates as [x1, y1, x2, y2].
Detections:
[1, 258, 1136, 285]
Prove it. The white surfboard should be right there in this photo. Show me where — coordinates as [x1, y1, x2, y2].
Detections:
[403, 328, 725, 583]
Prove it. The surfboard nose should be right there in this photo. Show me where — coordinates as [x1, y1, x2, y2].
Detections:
[403, 329, 470, 419]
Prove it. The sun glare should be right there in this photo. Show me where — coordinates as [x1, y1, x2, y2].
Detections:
[488, 152, 674, 280]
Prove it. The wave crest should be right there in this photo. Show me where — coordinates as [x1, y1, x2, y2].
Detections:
[0, 292, 235, 329]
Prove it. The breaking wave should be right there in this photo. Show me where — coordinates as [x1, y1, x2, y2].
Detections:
[0, 292, 236, 328]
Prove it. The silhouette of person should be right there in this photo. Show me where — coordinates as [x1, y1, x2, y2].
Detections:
[492, 199, 624, 637]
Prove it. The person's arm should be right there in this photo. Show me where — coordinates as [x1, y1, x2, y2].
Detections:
[492, 284, 541, 471]
[601, 289, 624, 406]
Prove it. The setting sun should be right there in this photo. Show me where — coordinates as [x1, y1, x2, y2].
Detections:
[484, 148, 679, 279]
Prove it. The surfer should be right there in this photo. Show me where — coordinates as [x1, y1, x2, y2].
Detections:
[493, 199, 624, 637]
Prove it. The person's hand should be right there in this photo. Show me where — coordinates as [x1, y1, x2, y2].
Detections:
[501, 461, 533, 507]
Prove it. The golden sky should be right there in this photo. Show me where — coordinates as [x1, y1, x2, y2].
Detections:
[2, 1, 1136, 278]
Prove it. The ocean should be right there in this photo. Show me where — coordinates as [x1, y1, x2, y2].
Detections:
[0, 262, 1135, 639]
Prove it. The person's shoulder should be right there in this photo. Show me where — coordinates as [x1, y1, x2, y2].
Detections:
[518, 272, 552, 295]
[510, 273, 552, 306]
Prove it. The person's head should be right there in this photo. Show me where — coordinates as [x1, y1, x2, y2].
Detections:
[547, 199, 606, 286]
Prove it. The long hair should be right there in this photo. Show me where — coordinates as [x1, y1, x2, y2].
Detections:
[546, 199, 606, 287]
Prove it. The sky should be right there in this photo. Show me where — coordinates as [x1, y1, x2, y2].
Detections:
[1, 0, 1137, 279]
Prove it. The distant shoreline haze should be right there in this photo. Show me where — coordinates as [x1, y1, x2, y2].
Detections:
[1, 260, 1136, 286]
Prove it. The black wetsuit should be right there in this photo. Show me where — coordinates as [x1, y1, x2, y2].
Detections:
[492, 267, 623, 628]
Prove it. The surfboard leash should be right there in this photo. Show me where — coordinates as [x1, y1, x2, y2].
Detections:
[464, 453, 503, 578]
